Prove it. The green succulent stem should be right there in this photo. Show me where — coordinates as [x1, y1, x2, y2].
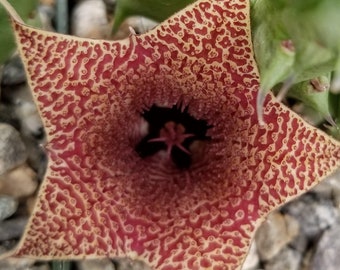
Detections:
[52, 261, 71, 270]
[249, 0, 340, 124]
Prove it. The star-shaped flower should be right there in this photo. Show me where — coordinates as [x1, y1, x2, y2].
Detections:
[1, 0, 340, 269]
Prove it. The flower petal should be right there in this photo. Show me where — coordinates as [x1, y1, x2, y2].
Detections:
[1, 0, 340, 269]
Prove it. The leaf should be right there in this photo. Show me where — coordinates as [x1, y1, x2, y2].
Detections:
[0, 0, 38, 63]
[1, 0, 340, 269]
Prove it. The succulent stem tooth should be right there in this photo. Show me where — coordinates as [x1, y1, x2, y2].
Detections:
[276, 76, 295, 102]
[324, 114, 338, 128]
[256, 91, 267, 126]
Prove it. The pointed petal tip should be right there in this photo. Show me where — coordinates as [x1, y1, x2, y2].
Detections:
[324, 114, 338, 128]
[0, 0, 24, 24]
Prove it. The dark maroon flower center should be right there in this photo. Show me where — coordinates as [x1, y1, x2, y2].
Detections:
[135, 105, 210, 169]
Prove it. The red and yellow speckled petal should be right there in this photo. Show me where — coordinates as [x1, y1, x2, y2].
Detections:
[1, 0, 340, 269]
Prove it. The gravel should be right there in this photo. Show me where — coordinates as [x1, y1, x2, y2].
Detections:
[2, 1, 340, 270]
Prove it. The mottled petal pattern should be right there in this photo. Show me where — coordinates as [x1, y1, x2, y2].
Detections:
[1, 0, 340, 269]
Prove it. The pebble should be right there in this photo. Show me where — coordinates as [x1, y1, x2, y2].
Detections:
[103, 0, 116, 13]
[0, 195, 18, 221]
[15, 100, 44, 140]
[0, 217, 28, 242]
[0, 55, 26, 86]
[71, 0, 111, 39]
[0, 258, 46, 270]
[77, 259, 115, 270]
[264, 246, 302, 270]
[0, 163, 38, 199]
[241, 241, 259, 270]
[0, 104, 20, 130]
[0, 123, 27, 175]
[113, 258, 152, 270]
[255, 211, 299, 261]
[313, 169, 340, 208]
[22, 135, 47, 179]
[310, 221, 340, 270]
[289, 228, 308, 253]
[282, 192, 339, 239]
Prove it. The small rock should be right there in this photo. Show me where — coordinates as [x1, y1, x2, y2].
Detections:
[282, 192, 338, 239]
[77, 259, 115, 270]
[314, 169, 340, 209]
[310, 222, 340, 270]
[264, 246, 302, 270]
[0, 123, 27, 175]
[113, 258, 152, 270]
[1, 55, 26, 86]
[22, 135, 47, 179]
[15, 100, 44, 140]
[103, 0, 115, 13]
[255, 211, 299, 261]
[26, 196, 37, 215]
[0, 163, 38, 199]
[300, 247, 315, 270]
[0, 195, 18, 221]
[0, 239, 17, 255]
[71, 0, 111, 39]
[0, 217, 28, 241]
[38, 0, 56, 32]
[241, 241, 259, 270]
[0, 258, 36, 270]
[0, 104, 20, 129]
[289, 229, 308, 253]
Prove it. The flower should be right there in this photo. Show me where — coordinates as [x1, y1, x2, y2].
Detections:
[1, 0, 340, 269]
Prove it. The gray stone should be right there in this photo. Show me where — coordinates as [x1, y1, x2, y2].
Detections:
[22, 135, 47, 179]
[301, 248, 315, 270]
[310, 222, 340, 270]
[0, 239, 17, 255]
[0, 163, 38, 199]
[0, 104, 20, 129]
[0, 217, 28, 241]
[77, 259, 115, 270]
[255, 211, 299, 261]
[0, 258, 36, 270]
[1, 80, 44, 141]
[15, 100, 44, 141]
[0, 195, 18, 221]
[103, 0, 116, 13]
[289, 229, 308, 253]
[241, 241, 260, 270]
[282, 192, 338, 238]
[0, 123, 27, 175]
[314, 169, 340, 209]
[264, 246, 302, 270]
[71, 0, 110, 39]
[113, 258, 152, 270]
[1, 55, 26, 86]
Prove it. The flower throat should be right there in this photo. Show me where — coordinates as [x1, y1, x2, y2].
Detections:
[135, 105, 211, 169]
